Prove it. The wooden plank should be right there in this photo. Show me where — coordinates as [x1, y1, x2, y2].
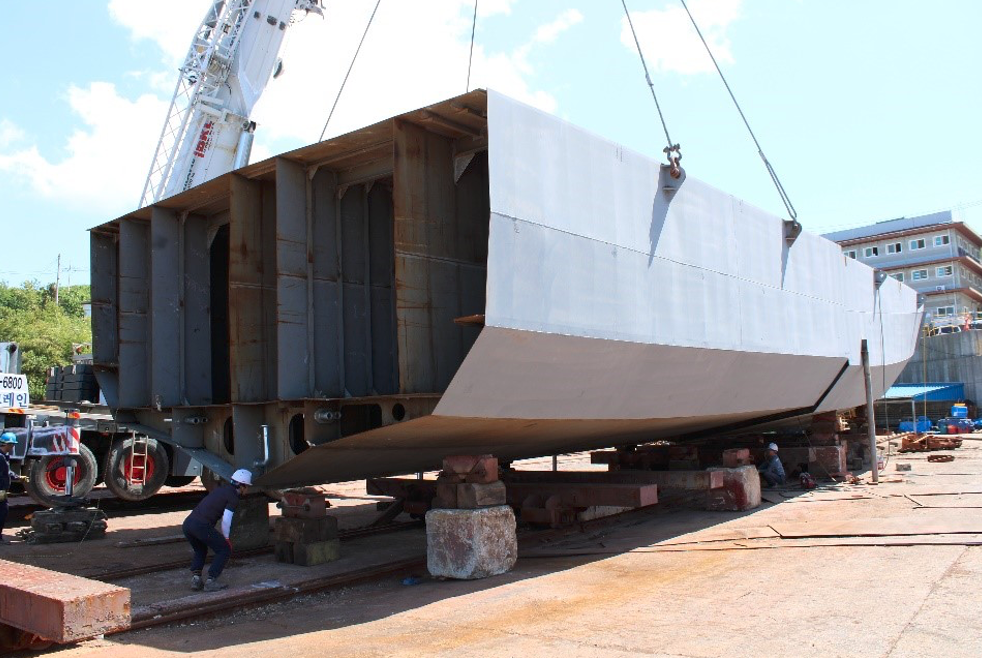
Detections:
[771, 513, 982, 539]
[0, 560, 129, 643]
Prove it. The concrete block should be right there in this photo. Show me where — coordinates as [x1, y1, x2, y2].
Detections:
[293, 539, 341, 566]
[426, 506, 517, 580]
[456, 481, 507, 509]
[228, 494, 270, 551]
[273, 515, 339, 543]
[722, 448, 752, 468]
[0, 559, 130, 643]
[706, 465, 761, 512]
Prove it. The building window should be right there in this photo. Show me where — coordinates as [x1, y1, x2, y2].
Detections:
[937, 306, 955, 317]
[864, 246, 879, 258]
[845, 250, 857, 259]
[910, 238, 926, 250]
[935, 235, 950, 246]
[937, 265, 953, 277]
[912, 269, 928, 280]
[887, 242, 902, 254]
[892, 272, 905, 282]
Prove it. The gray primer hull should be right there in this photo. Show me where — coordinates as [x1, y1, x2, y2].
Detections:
[89, 89, 921, 487]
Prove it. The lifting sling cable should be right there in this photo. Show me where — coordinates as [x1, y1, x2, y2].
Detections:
[620, 0, 681, 168]
[319, 0, 383, 141]
[467, 0, 478, 91]
[678, 0, 798, 223]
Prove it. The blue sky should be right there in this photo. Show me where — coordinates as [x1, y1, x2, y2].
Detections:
[1, 0, 980, 286]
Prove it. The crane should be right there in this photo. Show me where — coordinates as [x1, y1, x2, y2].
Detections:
[140, 0, 323, 207]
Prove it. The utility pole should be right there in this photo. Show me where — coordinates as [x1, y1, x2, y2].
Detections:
[55, 254, 61, 305]
[861, 339, 880, 484]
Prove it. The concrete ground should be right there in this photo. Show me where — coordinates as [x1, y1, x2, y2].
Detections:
[12, 446, 982, 657]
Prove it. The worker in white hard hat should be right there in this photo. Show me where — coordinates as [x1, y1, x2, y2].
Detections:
[757, 442, 785, 488]
[182, 468, 253, 591]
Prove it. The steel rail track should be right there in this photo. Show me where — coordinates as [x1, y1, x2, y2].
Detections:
[93, 520, 425, 582]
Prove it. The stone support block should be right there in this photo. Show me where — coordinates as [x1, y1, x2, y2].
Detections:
[426, 505, 517, 580]
[706, 465, 761, 512]
[0, 559, 130, 643]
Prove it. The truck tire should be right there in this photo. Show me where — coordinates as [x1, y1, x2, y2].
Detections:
[25, 444, 98, 507]
[164, 475, 196, 488]
[104, 436, 170, 502]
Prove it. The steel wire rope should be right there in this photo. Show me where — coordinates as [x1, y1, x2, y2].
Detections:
[619, 0, 679, 157]
[678, 0, 797, 223]
[319, 0, 383, 141]
[466, 0, 478, 91]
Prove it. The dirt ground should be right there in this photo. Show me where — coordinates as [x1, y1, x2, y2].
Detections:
[9, 447, 982, 657]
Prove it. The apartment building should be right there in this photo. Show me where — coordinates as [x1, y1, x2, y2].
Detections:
[824, 211, 982, 321]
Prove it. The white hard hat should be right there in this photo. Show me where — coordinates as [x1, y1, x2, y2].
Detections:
[768, 442, 779, 452]
[231, 469, 253, 486]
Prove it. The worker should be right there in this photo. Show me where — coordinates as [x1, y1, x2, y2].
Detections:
[182, 468, 252, 591]
[757, 442, 785, 488]
[0, 432, 21, 544]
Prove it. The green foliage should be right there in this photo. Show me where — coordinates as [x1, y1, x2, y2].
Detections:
[0, 281, 91, 400]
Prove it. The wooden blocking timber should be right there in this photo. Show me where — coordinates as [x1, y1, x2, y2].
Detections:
[0, 559, 130, 644]
[273, 516, 339, 543]
[442, 455, 498, 483]
[456, 481, 507, 509]
[722, 448, 752, 468]
[228, 494, 271, 551]
[274, 539, 341, 566]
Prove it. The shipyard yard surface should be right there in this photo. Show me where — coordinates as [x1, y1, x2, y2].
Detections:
[3, 448, 978, 658]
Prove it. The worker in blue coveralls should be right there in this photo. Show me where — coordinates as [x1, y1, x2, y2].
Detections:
[182, 468, 252, 591]
[0, 432, 22, 544]
[757, 442, 786, 488]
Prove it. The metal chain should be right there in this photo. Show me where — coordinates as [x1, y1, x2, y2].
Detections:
[319, 0, 383, 141]
[466, 0, 478, 92]
[678, 0, 797, 221]
[620, 0, 680, 162]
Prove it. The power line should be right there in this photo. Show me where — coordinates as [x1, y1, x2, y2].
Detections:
[319, 0, 383, 141]
[466, 0, 478, 92]
[678, 0, 797, 222]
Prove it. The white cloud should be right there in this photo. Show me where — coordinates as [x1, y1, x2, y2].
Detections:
[0, 0, 579, 215]
[0, 83, 168, 214]
[621, 0, 742, 75]
[254, 1, 583, 145]
[0, 119, 25, 149]
[108, 0, 206, 65]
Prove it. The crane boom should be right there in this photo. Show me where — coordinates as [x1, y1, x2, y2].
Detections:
[140, 0, 322, 207]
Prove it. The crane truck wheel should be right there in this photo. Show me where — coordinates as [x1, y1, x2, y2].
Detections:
[164, 475, 197, 488]
[26, 444, 98, 507]
[104, 436, 170, 502]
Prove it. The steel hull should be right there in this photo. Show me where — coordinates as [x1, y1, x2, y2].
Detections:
[89, 89, 922, 487]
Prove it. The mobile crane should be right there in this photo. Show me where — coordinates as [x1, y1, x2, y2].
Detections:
[0, 1, 325, 512]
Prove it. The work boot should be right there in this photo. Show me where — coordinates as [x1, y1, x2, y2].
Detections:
[204, 577, 227, 592]
[190, 574, 204, 591]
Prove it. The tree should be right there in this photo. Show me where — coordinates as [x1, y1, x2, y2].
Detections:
[0, 281, 92, 400]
